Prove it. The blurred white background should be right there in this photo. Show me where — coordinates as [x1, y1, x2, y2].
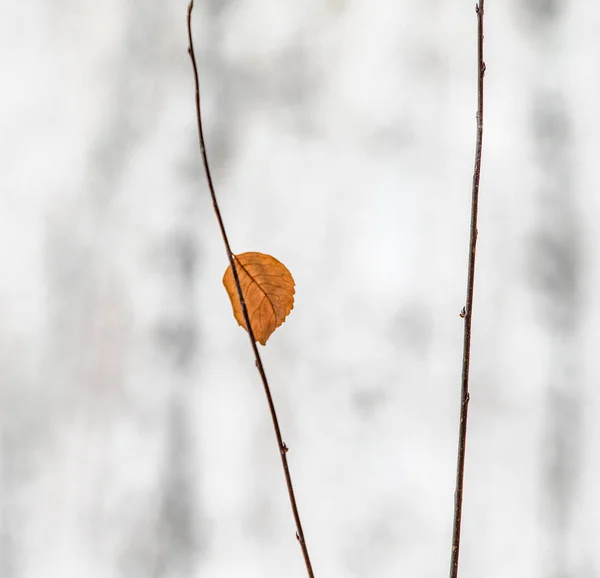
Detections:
[1, 1, 600, 577]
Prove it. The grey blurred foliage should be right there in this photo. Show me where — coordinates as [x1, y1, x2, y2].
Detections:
[1, 1, 600, 578]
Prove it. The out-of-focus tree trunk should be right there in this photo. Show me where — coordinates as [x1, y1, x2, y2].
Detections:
[520, 1, 589, 576]
[34, 1, 201, 576]
[152, 230, 200, 578]
[530, 92, 584, 578]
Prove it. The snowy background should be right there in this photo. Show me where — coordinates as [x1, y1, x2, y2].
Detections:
[1, 1, 599, 577]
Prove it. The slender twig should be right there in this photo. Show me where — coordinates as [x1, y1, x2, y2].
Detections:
[186, 3, 315, 577]
[449, 3, 485, 578]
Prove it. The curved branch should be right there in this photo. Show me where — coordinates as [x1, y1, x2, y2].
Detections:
[186, 3, 316, 577]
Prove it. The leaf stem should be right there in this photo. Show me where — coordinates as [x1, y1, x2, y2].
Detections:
[449, 2, 485, 578]
[186, 3, 315, 577]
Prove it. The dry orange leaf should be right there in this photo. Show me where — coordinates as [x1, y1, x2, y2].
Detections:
[222, 252, 295, 345]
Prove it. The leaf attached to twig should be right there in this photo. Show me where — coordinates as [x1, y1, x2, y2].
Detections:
[223, 252, 295, 345]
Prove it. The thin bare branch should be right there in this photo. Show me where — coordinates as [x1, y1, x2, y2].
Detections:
[186, 3, 315, 577]
[449, 2, 486, 578]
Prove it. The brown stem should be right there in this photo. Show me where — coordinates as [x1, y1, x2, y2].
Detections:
[186, 3, 315, 577]
[449, 2, 485, 578]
